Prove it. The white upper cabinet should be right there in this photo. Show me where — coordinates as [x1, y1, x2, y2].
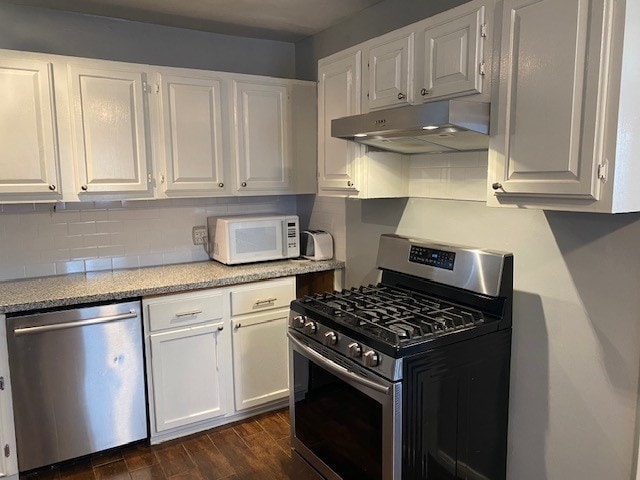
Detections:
[364, 32, 414, 111]
[156, 69, 230, 196]
[488, 0, 640, 212]
[490, 0, 595, 199]
[416, 0, 489, 102]
[318, 51, 361, 194]
[0, 50, 315, 202]
[232, 79, 291, 194]
[0, 55, 61, 201]
[67, 63, 153, 197]
[318, 52, 409, 198]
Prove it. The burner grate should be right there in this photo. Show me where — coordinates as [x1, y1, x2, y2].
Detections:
[302, 284, 485, 347]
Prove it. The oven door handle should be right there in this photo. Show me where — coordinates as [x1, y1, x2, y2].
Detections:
[288, 332, 390, 395]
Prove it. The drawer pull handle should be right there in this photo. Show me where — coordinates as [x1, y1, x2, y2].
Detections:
[254, 297, 277, 306]
[175, 309, 203, 318]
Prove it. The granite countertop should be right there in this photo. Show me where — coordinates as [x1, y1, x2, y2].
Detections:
[0, 259, 345, 314]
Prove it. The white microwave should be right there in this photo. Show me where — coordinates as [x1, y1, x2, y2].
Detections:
[207, 215, 300, 265]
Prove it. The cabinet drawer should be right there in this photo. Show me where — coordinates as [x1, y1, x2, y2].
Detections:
[230, 278, 295, 316]
[147, 292, 224, 332]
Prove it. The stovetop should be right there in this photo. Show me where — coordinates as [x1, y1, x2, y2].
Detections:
[290, 283, 504, 359]
[302, 284, 484, 341]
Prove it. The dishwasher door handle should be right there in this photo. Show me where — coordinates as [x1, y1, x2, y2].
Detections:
[14, 310, 138, 336]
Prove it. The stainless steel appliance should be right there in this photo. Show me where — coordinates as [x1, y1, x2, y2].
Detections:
[331, 100, 489, 154]
[288, 234, 513, 480]
[206, 214, 300, 265]
[7, 301, 147, 472]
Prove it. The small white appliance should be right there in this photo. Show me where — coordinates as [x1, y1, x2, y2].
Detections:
[301, 230, 333, 261]
[207, 214, 299, 265]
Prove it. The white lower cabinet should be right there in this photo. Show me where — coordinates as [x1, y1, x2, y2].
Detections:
[143, 276, 295, 443]
[149, 323, 228, 432]
[229, 277, 295, 410]
[144, 290, 230, 440]
[231, 309, 290, 411]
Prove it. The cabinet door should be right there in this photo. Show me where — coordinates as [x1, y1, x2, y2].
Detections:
[232, 310, 289, 411]
[150, 322, 228, 432]
[68, 64, 153, 196]
[417, 3, 486, 102]
[318, 52, 361, 194]
[233, 80, 290, 193]
[0, 317, 18, 477]
[0, 56, 61, 198]
[158, 72, 229, 196]
[489, 0, 605, 202]
[366, 32, 413, 111]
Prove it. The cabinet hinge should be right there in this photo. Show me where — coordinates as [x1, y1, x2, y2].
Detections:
[0, 377, 4, 390]
[597, 160, 609, 182]
[143, 82, 159, 94]
[480, 24, 488, 38]
[4, 444, 9, 458]
[479, 62, 486, 76]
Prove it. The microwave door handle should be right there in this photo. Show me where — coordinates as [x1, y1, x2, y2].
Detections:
[288, 332, 390, 394]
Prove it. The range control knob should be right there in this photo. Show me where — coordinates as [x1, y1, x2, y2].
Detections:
[363, 350, 380, 367]
[347, 342, 362, 358]
[323, 331, 338, 346]
[303, 321, 318, 334]
[290, 315, 306, 328]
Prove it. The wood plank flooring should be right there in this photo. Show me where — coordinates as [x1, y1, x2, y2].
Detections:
[22, 409, 320, 480]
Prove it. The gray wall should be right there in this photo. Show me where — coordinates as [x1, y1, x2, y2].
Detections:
[294, 0, 468, 80]
[0, 3, 295, 78]
[345, 198, 640, 479]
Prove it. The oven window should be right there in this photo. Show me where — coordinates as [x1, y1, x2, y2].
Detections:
[292, 350, 382, 480]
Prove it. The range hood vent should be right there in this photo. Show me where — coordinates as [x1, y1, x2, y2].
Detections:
[331, 100, 490, 154]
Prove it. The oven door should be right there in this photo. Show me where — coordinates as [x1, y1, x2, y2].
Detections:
[288, 330, 401, 480]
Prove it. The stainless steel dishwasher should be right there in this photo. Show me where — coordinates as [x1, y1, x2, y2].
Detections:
[7, 301, 147, 472]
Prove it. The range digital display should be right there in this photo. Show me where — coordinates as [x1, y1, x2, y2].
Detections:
[409, 245, 455, 270]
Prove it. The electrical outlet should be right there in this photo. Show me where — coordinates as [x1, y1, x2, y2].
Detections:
[192, 226, 208, 246]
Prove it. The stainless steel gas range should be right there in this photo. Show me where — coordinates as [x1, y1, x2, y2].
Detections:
[288, 234, 513, 480]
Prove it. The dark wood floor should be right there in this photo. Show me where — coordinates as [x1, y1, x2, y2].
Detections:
[22, 408, 320, 480]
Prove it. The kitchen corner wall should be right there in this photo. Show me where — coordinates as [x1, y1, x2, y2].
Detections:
[0, 196, 296, 281]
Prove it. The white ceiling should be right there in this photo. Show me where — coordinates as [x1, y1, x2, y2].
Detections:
[4, 0, 386, 42]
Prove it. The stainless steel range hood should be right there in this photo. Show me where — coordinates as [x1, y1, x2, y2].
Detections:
[331, 100, 490, 154]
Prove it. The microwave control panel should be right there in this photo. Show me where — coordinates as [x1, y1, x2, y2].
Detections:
[286, 217, 300, 257]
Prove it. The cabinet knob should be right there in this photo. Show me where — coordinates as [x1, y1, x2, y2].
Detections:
[347, 181, 353, 187]
[236, 323, 241, 329]
[218, 325, 224, 331]
[492, 183, 503, 191]
[218, 182, 224, 188]
[81, 185, 88, 191]
[241, 182, 247, 187]
[397, 92, 406, 100]
[49, 184, 56, 191]
[421, 88, 430, 96]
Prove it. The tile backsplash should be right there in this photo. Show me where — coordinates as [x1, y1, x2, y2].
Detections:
[297, 195, 347, 262]
[0, 196, 296, 281]
[408, 151, 488, 201]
